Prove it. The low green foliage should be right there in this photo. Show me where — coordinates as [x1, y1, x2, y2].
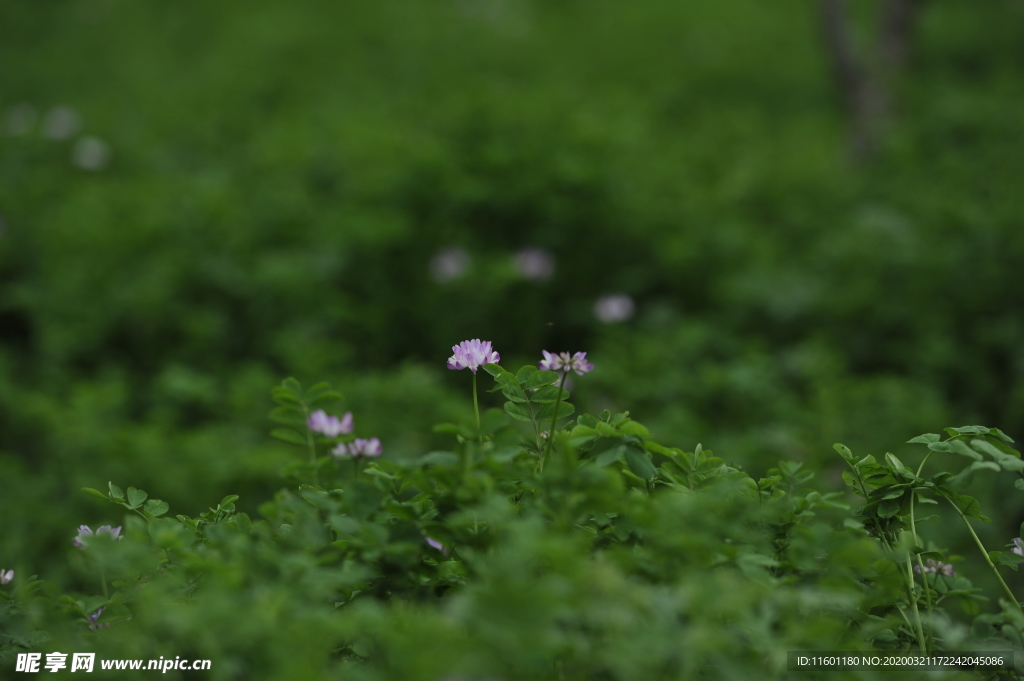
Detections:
[2, 369, 1023, 680]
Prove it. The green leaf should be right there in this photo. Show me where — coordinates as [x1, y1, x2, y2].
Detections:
[482, 364, 508, 378]
[969, 461, 1001, 473]
[841, 469, 864, 497]
[989, 427, 1015, 444]
[569, 425, 599, 447]
[504, 401, 536, 423]
[516, 365, 538, 382]
[645, 441, 674, 456]
[595, 445, 625, 467]
[269, 406, 307, 426]
[218, 495, 239, 509]
[885, 453, 916, 479]
[878, 499, 901, 518]
[577, 414, 599, 429]
[524, 370, 559, 390]
[127, 487, 148, 508]
[530, 385, 570, 403]
[833, 443, 854, 463]
[949, 439, 982, 460]
[303, 382, 333, 401]
[497, 375, 528, 403]
[570, 424, 598, 439]
[619, 421, 650, 438]
[82, 487, 110, 502]
[971, 438, 1024, 471]
[624, 447, 658, 480]
[108, 482, 124, 500]
[877, 486, 907, 501]
[535, 401, 575, 421]
[234, 512, 252, 534]
[779, 461, 803, 478]
[950, 425, 990, 435]
[282, 377, 302, 395]
[144, 499, 169, 517]
[271, 428, 308, 446]
[854, 454, 878, 469]
[927, 441, 951, 452]
[953, 493, 984, 520]
[596, 422, 619, 437]
[271, 387, 300, 405]
[907, 433, 941, 444]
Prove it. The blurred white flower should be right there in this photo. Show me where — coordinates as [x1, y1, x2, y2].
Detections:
[513, 247, 555, 282]
[72, 136, 111, 171]
[0, 569, 13, 584]
[5, 103, 36, 136]
[430, 247, 470, 283]
[42, 106, 80, 140]
[593, 293, 635, 323]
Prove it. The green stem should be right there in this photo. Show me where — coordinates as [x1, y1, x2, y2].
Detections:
[472, 373, 482, 444]
[908, 490, 920, 550]
[99, 564, 109, 600]
[303, 402, 319, 488]
[881, 535, 927, 652]
[542, 372, 569, 468]
[947, 498, 1024, 615]
[908, 495, 934, 616]
[903, 554, 928, 653]
[914, 452, 932, 478]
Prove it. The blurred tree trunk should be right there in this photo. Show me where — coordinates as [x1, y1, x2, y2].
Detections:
[818, 0, 927, 162]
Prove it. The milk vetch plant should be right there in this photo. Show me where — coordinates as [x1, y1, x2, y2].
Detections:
[3, 343, 1023, 680]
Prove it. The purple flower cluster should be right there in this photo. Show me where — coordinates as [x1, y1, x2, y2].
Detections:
[307, 410, 353, 437]
[914, 558, 955, 577]
[1012, 538, 1024, 557]
[539, 350, 594, 376]
[73, 525, 122, 549]
[333, 438, 382, 458]
[307, 409, 383, 458]
[447, 339, 500, 374]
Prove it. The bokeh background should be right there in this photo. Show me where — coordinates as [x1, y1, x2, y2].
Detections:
[2, 0, 1024, 592]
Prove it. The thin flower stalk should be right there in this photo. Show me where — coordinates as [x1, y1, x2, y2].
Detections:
[448, 339, 500, 446]
[946, 497, 1023, 615]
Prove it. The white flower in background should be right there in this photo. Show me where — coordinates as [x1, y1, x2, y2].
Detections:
[72, 136, 111, 171]
[5, 103, 37, 136]
[429, 247, 470, 283]
[0, 569, 13, 584]
[42, 106, 80, 140]
[593, 293, 635, 323]
[513, 247, 555, 282]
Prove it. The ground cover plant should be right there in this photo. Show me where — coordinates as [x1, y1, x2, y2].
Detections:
[3, 0, 1024, 592]
[2, 341, 1023, 680]
[3, 1, 1024, 679]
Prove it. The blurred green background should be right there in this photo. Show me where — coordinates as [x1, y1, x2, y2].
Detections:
[2, 0, 1023, 589]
